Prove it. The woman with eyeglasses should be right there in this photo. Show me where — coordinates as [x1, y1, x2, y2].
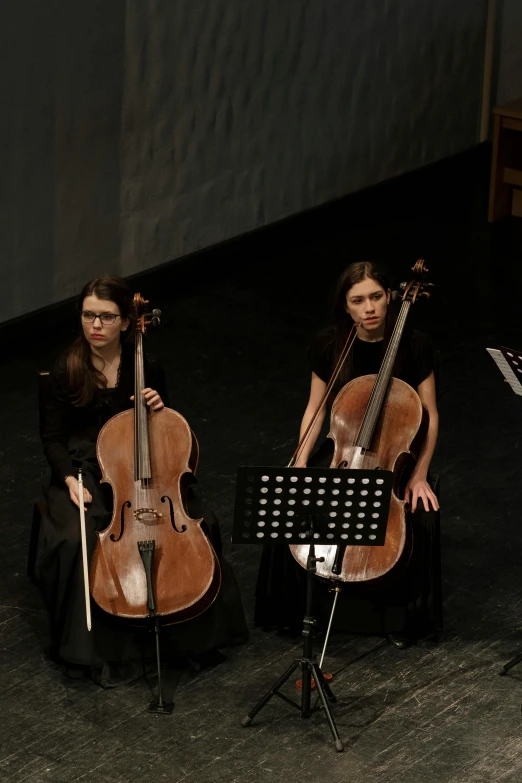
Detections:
[38, 275, 247, 687]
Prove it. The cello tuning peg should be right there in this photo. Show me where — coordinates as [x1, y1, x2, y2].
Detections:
[399, 282, 407, 289]
[420, 291, 431, 299]
[148, 308, 161, 327]
[391, 290, 401, 300]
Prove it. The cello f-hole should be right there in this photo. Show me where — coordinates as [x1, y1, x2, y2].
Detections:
[110, 500, 131, 542]
[161, 495, 187, 533]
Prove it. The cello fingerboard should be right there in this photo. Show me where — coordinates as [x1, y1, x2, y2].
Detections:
[356, 300, 411, 449]
[135, 331, 152, 480]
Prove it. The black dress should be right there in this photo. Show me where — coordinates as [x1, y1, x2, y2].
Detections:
[37, 344, 248, 677]
[254, 326, 443, 639]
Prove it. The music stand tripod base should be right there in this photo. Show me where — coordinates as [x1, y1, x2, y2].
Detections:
[149, 700, 174, 715]
[240, 543, 344, 753]
[499, 651, 522, 677]
[233, 465, 392, 752]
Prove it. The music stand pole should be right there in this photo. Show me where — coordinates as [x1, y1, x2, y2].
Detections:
[242, 516, 344, 752]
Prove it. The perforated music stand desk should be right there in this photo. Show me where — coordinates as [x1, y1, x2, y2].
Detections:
[487, 346, 522, 397]
[233, 466, 392, 547]
[233, 465, 393, 752]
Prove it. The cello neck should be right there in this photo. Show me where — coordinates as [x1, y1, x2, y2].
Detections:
[355, 299, 412, 450]
[134, 331, 152, 480]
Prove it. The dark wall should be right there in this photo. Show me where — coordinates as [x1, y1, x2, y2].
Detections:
[0, 0, 125, 322]
[52, 2, 124, 299]
[1, 0, 488, 323]
[496, 0, 522, 105]
[1, 1, 56, 319]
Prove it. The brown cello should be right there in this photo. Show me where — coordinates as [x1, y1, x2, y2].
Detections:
[290, 260, 432, 583]
[90, 294, 220, 623]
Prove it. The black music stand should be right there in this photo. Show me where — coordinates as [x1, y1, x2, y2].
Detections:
[233, 466, 392, 752]
[487, 346, 522, 397]
[488, 346, 522, 676]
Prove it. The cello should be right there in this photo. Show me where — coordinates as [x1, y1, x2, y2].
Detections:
[90, 294, 221, 625]
[290, 260, 433, 583]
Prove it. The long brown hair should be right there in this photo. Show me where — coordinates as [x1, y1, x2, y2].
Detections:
[66, 275, 135, 406]
[332, 261, 396, 387]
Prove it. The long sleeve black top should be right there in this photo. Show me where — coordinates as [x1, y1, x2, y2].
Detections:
[40, 343, 169, 482]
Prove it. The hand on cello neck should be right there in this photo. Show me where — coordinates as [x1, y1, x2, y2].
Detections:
[130, 388, 164, 411]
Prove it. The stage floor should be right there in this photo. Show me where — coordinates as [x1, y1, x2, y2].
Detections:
[2, 146, 522, 782]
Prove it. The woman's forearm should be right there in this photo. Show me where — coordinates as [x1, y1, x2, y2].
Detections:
[413, 411, 438, 480]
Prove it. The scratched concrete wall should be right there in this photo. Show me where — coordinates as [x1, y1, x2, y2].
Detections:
[119, 0, 488, 275]
[1, 0, 487, 322]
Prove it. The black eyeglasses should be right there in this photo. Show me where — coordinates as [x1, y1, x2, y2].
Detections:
[81, 311, 122, 325]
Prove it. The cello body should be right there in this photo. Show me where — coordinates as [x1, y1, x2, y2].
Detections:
[91, 407, 220, 621]
[290, 374, 426, 582]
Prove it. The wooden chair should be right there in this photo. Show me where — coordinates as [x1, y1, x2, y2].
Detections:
[488, 97, 522, 222]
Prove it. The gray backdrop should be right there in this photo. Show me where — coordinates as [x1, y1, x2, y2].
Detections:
[1, 0, 490, 323]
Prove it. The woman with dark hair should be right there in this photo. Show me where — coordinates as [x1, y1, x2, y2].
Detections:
[38, 275, 247, 686]
[255, 262, 442, 647]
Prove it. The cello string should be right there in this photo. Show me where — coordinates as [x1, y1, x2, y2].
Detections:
[135, 325, 139, 510]
[141, 333, 146, 510]
[357, 303, 405, 447]
[136, 329, 142, 510]
[136, 325, 147, 511]
[357, 289, 417, 573]
[358, 305, 410, 575]
[363, 271, 424, 442]
[357, 301, 411, 449]
[330, 287, 413, 579]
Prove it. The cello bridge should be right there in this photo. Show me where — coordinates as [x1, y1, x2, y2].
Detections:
[134, 508, 163, 522]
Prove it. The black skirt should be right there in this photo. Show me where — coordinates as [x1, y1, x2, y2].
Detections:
[36, 438, 248, 668]
[254, 439, 443, 638]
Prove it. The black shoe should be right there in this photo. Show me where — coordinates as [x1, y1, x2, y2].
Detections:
[388, 633, 416, 649]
